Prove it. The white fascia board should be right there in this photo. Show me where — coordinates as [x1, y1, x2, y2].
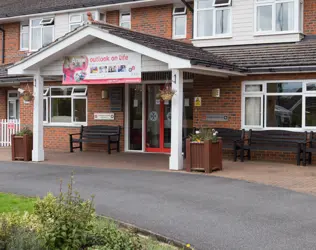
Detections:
[188, 65, 246, 76]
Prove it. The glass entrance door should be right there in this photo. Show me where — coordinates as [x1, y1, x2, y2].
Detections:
[146, 85, 171, 152]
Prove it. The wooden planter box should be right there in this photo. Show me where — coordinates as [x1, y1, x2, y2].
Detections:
[185, 138, 223, 173]
[11, 134, 33, 161]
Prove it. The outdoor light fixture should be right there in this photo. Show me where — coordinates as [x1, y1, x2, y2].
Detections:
[212, 88, 220, 98]
[101, 89, 108, 99]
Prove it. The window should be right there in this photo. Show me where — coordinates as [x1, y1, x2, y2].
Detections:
[120, 12, 131, 29]
[20, 24, 29, 50]
[43, 86, 87, 125]
[194, 0, 231, 38]
[173, 6, 187, 39]
[69, 14, 83, 31]
[242, 81, 316, 130]
[7, 91, 20, 120]
[255, 0, 298, 33]
[30, 17, 54, 51]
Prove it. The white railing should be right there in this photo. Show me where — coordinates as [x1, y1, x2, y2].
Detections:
[0, 119, 20, 147]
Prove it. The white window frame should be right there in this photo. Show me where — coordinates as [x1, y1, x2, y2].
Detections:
[7, 90, 20, 120]
[213, 0, 232, 7]
[194, 0, 232, 39]
[120, 11, 131, 29]
[242, 80, 316, 131]
[69, 14, 83, 31]
[20, 24, 29, 51]
[173, 5, 187, 39]
[29, 17, 55, 51]
[44, 86, 87, 126]
[254, 0, 301, 35]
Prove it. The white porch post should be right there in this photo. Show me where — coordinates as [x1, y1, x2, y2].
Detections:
[169, 69, 183, 170]
[32, 71, 45, 162]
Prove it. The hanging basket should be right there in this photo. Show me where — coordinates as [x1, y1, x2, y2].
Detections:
[23, 91, 33, 101]
[160, 93, 174, 101]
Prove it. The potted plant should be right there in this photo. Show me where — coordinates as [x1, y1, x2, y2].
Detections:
[11, 127, 33, 161]
[185, 128, 223, 173]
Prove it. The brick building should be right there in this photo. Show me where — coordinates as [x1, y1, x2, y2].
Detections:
[1, 0, 316, 170]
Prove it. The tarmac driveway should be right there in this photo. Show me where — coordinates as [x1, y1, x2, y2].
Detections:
[0, 161, 316, 250]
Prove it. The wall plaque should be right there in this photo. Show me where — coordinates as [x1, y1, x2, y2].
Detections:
[109, 87, 123, 112]
[94, 113, 115, 120]
[205, 114, 229, 122]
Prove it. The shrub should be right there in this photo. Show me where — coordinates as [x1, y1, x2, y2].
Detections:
[16, 127, 33, 137]
[34, 176, 95, 250]
[6, 227, 43, 250]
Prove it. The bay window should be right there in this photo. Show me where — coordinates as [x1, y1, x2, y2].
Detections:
[43, 86, 87, 125]
[243, 81, 316, 130]
[255, 0, 299, 33]
[194, 0, 231, 38]
[30, 17, 54, 51]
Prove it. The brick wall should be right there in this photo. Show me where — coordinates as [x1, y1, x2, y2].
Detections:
[106, 11, 120, 25]
[0, 88, 6, 119]
[0, 23, 27, 65]
[304, 0, 316, 35]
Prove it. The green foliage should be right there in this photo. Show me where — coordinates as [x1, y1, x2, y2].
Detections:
[86, 218, 142, 250]
[189, 128, 218, 143]
[34, 176, 95, 250]
[6, 227, 43, 250]
[16, 127, 33, 137]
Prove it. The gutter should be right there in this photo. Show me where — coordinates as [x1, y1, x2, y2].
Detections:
[247, 65, 316, 74]
[0, 26, 4, 64]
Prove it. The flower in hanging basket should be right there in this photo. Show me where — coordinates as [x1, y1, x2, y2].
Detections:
[159, 85, 176, 101]
[22, 91, 33, 101]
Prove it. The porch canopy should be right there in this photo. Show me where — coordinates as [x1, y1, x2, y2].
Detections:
[8, 21, 244, 170]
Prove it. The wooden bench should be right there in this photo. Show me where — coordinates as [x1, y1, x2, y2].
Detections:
[69, 125, 121, 154]
[303, 131, 316, 165]
[247, 130, 307, 166]
[214, 128, 249, 162]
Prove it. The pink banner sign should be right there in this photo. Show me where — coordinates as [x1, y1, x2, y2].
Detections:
[62, 53, 142, 85]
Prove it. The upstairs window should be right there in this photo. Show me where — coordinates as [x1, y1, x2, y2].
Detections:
[255, 0, 298, 33]
[120, 12, 131, 29]
[30, 17, 54, 51]
[69, 12, 97, 31]
[194, 0, 232, 39]
[173, 6, 187, 39]
[20, 24, 29, 51]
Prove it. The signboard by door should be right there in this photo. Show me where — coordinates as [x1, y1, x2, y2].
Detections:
[62, 52, 141, 84]
[94, 113, 115, 120]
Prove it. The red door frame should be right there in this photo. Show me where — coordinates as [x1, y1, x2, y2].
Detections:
[145, 85, 171, 153]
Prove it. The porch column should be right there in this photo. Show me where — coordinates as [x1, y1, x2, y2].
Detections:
[32, 72, 45, 162]
[169, 69, 183, 170]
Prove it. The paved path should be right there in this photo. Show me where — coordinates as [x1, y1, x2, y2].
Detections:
[1, 162, 316, 250]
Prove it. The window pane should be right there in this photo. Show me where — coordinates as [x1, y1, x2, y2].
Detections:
[307, 83, 316, 91]
[267, 95, 302, 128]
[121, 13, 131, 22]
[197, 10, 213, 37]
[214, 0, 230, 5]
[216, 9, 230, 34]
[197, 0, 213, 9]
[267, 82, 302, 93]
[73, 87, 87, 95]
[174, 16, 186, 36]
[22, 33, 29, 48]
[43, 99, 47, 122]
[31, 27, 41, 50]
[8, 101, 14, 119]
[120, 22, 131, 29]
[245, 97, 261, 126]
[306, 97, 316, 126]
[70, 15, 82, 23]
[51, 87, 72, 96]
[31, 19, 41, 26]
[70, 24, 81, 31]
[43, 26, 53, 47]
[276, 2, 294, 31]
[51, 98, 71, 123]
[245, 84, 263, 92]
[73, 99, 86, 122]
[257, 5, 272, 31]
[174, 7, 186, 14]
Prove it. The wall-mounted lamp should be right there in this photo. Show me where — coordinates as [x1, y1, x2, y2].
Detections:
[212, 88, 220, 98]
[101, 89, 108, 99]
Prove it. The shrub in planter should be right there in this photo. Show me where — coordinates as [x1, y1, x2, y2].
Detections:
[11, 127, 33, 161]
[186, 128, 223, 173]
[34, 176, 95, 250]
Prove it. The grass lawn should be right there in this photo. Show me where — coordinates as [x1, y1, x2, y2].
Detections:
[0, 192, 36, 213]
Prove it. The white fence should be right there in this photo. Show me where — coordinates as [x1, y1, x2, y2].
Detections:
[0, 119, 21, 147]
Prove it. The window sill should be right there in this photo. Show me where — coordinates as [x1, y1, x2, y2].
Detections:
[173, 36, 187, 40]
[192, 35, 232, 41]
[254, 31, 302, 37]
[44, 123, 87, 128]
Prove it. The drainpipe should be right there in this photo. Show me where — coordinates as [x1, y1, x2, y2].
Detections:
[180, 0, 194, 39]
[0, 26, 4, 64]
